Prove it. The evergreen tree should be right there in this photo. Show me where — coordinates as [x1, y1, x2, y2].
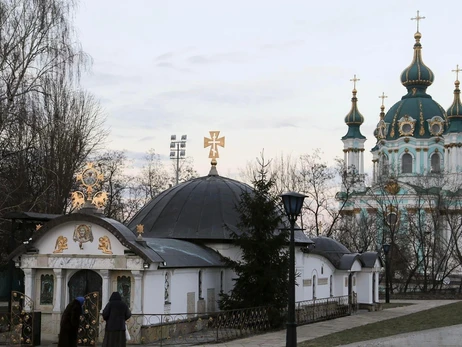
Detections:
[219, 158, 289, 310]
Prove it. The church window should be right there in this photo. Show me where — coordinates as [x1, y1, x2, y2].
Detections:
[321, 265, 324, 275]
[40, 274, 53, 305]
[117, 276, 131, 308]
[431, 153, 441, 173]
[312, 275, 317, 299]
[198, 270, 203, 300]
[164, 272, 171, 304]
[220, 271, 224, 293]
[402, 153, 412, 173]
[329, 275, 333, 297]
[381, 156, 389, 176]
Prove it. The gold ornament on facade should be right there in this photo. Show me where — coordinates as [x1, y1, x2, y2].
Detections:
[98, 236, 113, 254]
[204, 131, 225, 165]
[427, 117, 444, 136]
[53, 236, 68, 254]
[384, 180, 400, 195]
[72, 163, 107, 210]
[398, 115, 416, 136]
[136, 224, 144, 239]
[73, 224, 94, 250]
[35, 224, 42, 231]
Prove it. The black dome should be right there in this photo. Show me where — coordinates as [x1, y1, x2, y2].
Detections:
[128, 174, 252, 241]
[127, 172, 313, 244]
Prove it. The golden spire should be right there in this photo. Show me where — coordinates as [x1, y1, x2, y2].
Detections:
[411, 10, 425, 32]
[379, 92, 388, 116]
[350, 74, 360, 91]
[452, 64, 461, 82]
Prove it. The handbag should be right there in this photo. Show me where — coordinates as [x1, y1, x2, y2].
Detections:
[125, 323, 131, 341]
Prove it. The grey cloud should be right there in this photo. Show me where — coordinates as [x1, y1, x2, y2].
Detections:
[156, 62, 174, 68]
[158, 84, 293, 106]
[155, 52, 174, 61]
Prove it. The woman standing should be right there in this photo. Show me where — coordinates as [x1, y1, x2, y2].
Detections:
[102, 291, 132, 347]
[58, 296, 85, 347]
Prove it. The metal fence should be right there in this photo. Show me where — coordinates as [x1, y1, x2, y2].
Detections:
[124, 294, 356, 345]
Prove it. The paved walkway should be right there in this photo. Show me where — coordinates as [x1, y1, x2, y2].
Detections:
[37, 300, 459, 346]
[194, 300, 459, 347]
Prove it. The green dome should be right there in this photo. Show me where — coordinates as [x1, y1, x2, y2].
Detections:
[383, 31, 446, 140]
[400, 32, 434, 88]
[342, 89, 365, 140]
[446, 80, 462, 133]
[383, 96, 446, 140]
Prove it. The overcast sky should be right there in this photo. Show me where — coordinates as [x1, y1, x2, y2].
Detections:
[75, 0, 462, 179]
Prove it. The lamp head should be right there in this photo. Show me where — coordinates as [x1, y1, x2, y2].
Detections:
[280, 191, 307, 218]
[382, 243, 391, 255]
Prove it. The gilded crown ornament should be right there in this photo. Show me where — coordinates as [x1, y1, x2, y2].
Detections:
[71, 163, 107, 210]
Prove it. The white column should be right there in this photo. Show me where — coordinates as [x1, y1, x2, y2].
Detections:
[348, 151, 353, 169]
[374, 272, 379, 303]
[444, 148, 448, 172]
[360, 150, 364, 174]
[23, 268, 34, 303]
[131, 271, 142, 314]
[452, 147, 457, 173]
[344, 150, 347, 167]
[53, 269, 63, 312]
[416, 150, 421, 173]
[100, 269, 110, 308]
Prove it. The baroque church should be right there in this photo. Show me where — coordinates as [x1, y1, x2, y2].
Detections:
[339, 14, 462, 284]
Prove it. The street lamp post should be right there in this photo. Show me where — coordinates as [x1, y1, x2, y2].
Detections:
[169, 135, 187, 186]
[280, 191, 307, 347]
[382, 243, 391, 304]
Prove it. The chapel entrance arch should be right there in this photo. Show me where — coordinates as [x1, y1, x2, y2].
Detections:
[68, 270, 102, 307]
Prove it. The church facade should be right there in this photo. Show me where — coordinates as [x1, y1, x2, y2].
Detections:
[339, 16, 462, 286]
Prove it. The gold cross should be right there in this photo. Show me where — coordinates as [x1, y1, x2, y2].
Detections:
[204, 131, 225, 159]
[411, 10, 425, 32]
[452, 64, 462, 81]
[350, 74, 360, 90]
[379, 92, 388, 106]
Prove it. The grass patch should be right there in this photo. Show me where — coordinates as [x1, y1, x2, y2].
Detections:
[382, 302, 414, 309]
[299, 301, 462, 347]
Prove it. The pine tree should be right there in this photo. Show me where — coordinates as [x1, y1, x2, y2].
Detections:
[219, 158, 289, 311]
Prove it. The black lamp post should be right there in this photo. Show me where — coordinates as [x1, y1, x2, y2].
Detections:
[280, 191, 307, 347]
[382, 243, 391, 304]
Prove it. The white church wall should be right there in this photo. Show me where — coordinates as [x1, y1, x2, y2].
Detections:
[205, 243, 242, 261]
[34, 222, 126, 256]
[142, 271, 165, 313]
[299, 254, 335, 301]
[356, 271, 373, 304]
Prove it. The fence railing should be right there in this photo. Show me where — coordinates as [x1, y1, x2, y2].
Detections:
[293, 293, 357, 325]
[123, 294, 356, 345]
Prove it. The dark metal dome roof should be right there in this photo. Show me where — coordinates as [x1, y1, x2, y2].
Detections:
[128, 173, 252, 241]
[127, 171, 312, 244]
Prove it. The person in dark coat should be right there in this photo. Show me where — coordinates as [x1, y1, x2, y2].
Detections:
[102, 291, 132, 347]
[58, 296, 85, 347]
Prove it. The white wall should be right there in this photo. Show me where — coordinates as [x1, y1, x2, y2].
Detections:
[356, 271, 373, 304]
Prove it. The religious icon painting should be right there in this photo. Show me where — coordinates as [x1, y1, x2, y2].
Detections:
[73, 224, 94, 249]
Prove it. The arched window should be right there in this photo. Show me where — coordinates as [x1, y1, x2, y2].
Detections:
[402, 153, 412, 173]
[117, 276, 131, 308]
[220, 271, 224, 293]
[40, 274, 54, 305]
[329, 275, 333, 297]
[312, 275, 317, 299]
[381, 156, 389, 176]
[164, 272, 171, 304]
[431, 153, 441, 173]
[198, 270, 203, 300]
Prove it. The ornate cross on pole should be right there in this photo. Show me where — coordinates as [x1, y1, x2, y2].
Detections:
[204, 131, 225, 164]
[379, 92, 388, 106]
[411, 10, 425, 32]
[350, 74, 360, 90]
[452, 64, 462, 81]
